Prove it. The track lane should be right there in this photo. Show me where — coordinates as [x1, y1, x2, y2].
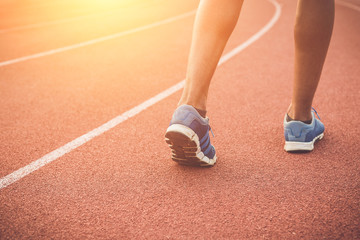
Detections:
[0, 1, 197, 62]
[0, 10, 196, 67]
[0, 0, 272, 178]
[0, 0, 279, 188]
[1, 0, 359, 238]
[0, 16, 193, 177]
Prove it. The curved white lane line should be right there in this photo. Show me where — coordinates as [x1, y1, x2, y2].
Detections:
[0, 10, 196, 68]
[218, 0, 281, 66]
[336, 0, 360, 12]
[0, 0, 282, 190]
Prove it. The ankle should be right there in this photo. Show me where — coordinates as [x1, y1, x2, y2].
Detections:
[287, 105, 312, 122]
[178, 96, 207, 113]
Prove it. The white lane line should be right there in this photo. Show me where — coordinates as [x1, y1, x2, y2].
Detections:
[218, 0, 281, 66]
[336, 0, 360, 12]
[0, 10, 196, 68]
[0, 0, 281, 190]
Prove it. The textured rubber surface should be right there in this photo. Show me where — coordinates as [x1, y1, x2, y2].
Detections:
[1, 0, 359, 239]
[165, 124, 216, 167]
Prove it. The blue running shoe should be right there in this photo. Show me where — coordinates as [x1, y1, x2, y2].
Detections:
[165, 105, 216, 166]
[284, 109, 324, 152]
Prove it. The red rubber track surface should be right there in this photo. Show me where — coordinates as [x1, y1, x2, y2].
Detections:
[1, 0, 359, 239]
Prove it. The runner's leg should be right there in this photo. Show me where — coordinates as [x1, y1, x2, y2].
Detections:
[178, 0, 244, 112]
[288, 0, 335, 121]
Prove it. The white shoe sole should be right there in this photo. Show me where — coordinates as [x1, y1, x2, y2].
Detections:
[284, 133, 324, 152]
[165, 124, 216, 167]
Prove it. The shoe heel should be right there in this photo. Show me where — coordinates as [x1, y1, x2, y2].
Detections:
[284, 133, 324, 152]
[165, 124, 216, 166]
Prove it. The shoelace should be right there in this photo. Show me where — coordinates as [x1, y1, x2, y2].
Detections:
[312, 107, 321, 120]
[209, 126, 215, 137]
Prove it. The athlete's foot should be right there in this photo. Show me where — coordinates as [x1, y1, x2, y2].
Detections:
[165, 105, 216, 167]
[283, 108, 324, 152]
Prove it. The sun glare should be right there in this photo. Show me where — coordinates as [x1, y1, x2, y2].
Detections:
[71, 0, 140, 10]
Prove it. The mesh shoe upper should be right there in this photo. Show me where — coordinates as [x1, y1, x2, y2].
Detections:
[284, 112, 324, 143]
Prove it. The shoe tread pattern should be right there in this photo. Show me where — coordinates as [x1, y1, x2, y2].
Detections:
[165, 131, 212, 167]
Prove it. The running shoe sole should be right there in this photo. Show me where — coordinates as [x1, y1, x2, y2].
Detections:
[165, 124, 216, 167]
[284, 133, 324, 152]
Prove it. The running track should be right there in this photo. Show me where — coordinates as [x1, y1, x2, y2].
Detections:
[1, 0, 359, 238]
